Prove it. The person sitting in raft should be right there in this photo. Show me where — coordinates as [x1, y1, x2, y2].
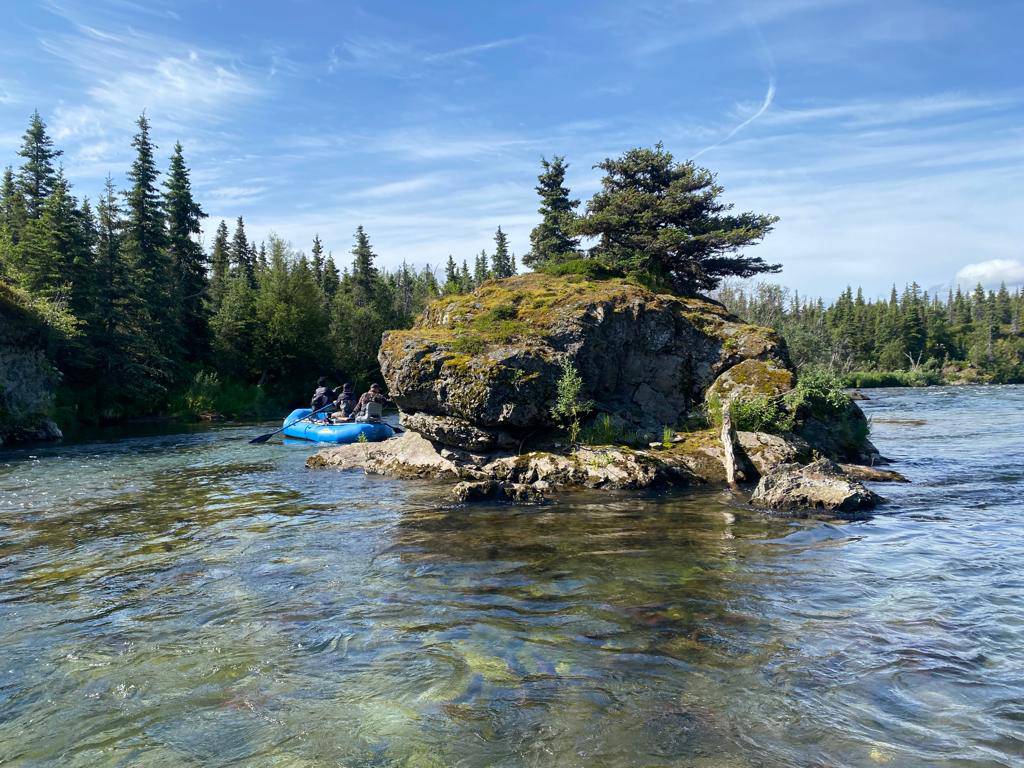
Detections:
[353, 383, 393, 423]
[310, 377, 337, 419]
[329, 383, 358, 423]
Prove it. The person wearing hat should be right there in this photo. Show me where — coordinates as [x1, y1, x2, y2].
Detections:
[310, 376, 337, 417]
[353, 383, 393, 422]
[330, 383, 358, 422]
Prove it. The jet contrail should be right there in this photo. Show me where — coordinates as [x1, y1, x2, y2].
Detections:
[694, 77, 776, 159]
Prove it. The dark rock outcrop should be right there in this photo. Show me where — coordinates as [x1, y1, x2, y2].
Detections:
[1, 285, 63, 447]
[380, 273, 790, 452]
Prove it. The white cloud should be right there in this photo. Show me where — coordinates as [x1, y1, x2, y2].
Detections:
[205, 184, 270, 207]
[955, 259, 1024, 290]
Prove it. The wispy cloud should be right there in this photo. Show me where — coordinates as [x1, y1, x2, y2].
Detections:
[423, 36, 527, 62]
[40, 23, 262, 140]
[694, 78, 776, 159]
[764, 93, 1018, 128]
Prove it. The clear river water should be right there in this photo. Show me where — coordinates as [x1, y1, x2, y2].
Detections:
[1, 386, 1022, 767]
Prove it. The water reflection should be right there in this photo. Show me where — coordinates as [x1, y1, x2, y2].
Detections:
[1, 388, 1022, 766]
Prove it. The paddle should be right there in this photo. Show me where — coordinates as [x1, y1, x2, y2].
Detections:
[249, 400, 336, 445]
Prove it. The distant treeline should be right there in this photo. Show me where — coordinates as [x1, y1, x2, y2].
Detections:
[716, 281, 1024, 385]
[0, 111, 519, 424]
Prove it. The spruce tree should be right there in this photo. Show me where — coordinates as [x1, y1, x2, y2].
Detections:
[473, 251, 490, 286]
[1, 166, 28, 245]
[322, 253, 340, 299]
[491, 226, 514, 278]
[444, 255, 460, 294]
[460, 260, 472, 291]
[17, 172, 84, 297]
[350, 226, 379, 305]
[121, 113, 174, 382]
[209, 219, 230, 310]
[231, 216, 253, 285]
[577, 144, 779, 293]
[525, 156, 580, 268]
[163, 141, 209, 360]
[311, 235, 325, 284]
[16, 110, 63, 219]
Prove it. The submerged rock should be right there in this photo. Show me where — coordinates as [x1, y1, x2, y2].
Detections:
[450, 479, 547, 504]
[839, 463, 909, 483]
[751, 458, 883, 517]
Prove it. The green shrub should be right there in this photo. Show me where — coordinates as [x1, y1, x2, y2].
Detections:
[451, 335, 486, 355]
[539, 258, 624, 281]
[841, 369, 941, 388]
[579, 413, 644, 446]
[730, 394, 794, 433]
[785, 367, 850, 416]
[183, 370, 220, 414]
[552, 359, 593, 445]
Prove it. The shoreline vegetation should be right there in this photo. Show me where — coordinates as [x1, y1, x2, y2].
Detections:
[1, 111, 1021, 447]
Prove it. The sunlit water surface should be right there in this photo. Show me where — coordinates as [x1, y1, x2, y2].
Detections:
[1, 386, 1022, 767]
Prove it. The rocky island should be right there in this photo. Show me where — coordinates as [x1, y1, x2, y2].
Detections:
[308, 272, 904, 514]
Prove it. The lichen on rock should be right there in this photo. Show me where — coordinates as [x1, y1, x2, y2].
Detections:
[380, 273, 793, 451]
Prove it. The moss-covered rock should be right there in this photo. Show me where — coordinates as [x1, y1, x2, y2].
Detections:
[380, 273, 792, 450]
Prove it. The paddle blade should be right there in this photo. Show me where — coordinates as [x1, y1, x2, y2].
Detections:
[249, 432, 274, 444]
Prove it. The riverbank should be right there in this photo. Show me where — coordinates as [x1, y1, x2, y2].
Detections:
[842, 361, 1021, 388]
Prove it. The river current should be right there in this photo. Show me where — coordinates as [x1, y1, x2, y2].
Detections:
[1, 386, 1022, 767]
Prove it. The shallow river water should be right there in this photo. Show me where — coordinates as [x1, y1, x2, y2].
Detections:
[1, 386, 1022, 767]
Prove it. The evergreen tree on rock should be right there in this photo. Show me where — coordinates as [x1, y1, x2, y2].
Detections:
[473, 250, 490, 286]
[16, 110, 63, 219]
[576, 144, 779, 294]
[491, 226, 514, 278]
[525, 156, 580, 268]
[443, 255, 460, 294]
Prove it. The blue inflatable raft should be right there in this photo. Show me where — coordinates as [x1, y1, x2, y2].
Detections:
[280, 408, 395, 444]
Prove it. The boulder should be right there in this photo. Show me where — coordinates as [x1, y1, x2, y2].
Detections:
[839, 463, 909, 483]
[751, 458, 882, 517]
[400, 411, 514, 453]
[306, 431, 464, 480]
[736, 431, 811, 476]
[484, 445, 699, 490]
[379, 273, 791, 451]
[705, 359, 794, 405]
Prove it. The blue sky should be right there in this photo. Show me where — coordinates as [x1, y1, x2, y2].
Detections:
[2, 0, 1023, 297]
